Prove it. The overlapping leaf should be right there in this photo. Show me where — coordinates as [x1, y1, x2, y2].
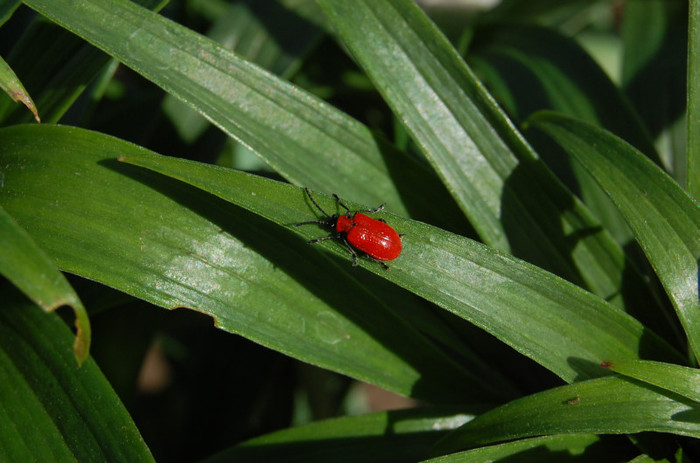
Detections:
[118, 129, 683, 383]
[530, 112, 700, 362]
[0, 204, 90, 363]
[317, 0, 645, 312]
[22, 0, 468, 233]
[0, 286, 152, 462]
[435, 376, 700, 454]
[0, 124, 491, 404]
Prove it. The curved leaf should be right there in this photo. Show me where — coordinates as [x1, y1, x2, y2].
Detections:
[0, 55, 39, 122]
[316, 0, 645, 313]
[530, 112, 700, 362]
[117, 131, 683, 383]
[0, 204, 90, 363]
[0, 124, 491, 404]
[435, 376, 700, 454]
[601, 359, 700, 403]
[205, 407, 473, 463]
[0, 286, 152, 462]
[467, 23, 657, 245]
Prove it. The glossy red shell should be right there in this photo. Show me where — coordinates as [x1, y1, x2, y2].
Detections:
[336, 213, 402, 261]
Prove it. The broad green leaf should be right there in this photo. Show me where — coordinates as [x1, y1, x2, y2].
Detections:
[0, 54, 39, 122]
[0, 124, 492, 404]
[530, 112, 700, 363]
[601, 359, 700, 403]
[689, 0, 700, 199]
[435, 376, 700, 454]
[0, 286, 153, 462]
[204, 407, 474, 463]
[0, 204, 90, 363]
[0, 0, 165, 125]
[423, 434, 636, 463]
[22, 0, 469, 233]
[317, 0, 644, 313]
[117, 132, 684, 384]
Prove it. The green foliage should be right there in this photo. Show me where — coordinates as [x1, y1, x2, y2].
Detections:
[0, 0, 697, 461]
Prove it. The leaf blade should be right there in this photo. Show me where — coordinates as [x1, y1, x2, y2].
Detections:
[530, 112, 700, 362]
[435, 376, 700, 454]
[0, 124, 490, 404]
[118, 136, 683, 384]
[21, 0, 450, 225]
[0, 204, 90, 363]
[0, 287, 153, 462]
[601, 359, 700, 403]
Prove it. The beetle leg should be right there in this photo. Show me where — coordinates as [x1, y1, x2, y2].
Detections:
[356, 203, 385, 214]
[307, 235, 338, 245]
[340, 238, 359, 266]
[364, 255, 390, 270]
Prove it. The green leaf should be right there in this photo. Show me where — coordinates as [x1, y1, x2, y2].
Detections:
[204, 408, 474, 463]
[0, 204, 90, 363]
[0, 286, 153, 462]
[0, 54, 39, 122]
[21, 0, 465, 232]
[689, 0, 700, 199]
[529, 112, 700, 363]
[467, 23, 657, 245]
[423, 434, 636, 463]
[0, 0, 164, 125]
[434, 376, 700, 454]
[316, 0, 644, 312]
[0, 0, 21, 29]
[464, 23, 680, 341]
[116, 129, 684, 383]
[163, 0, 323, 142]
[0, 124, 492, 404]
[601, 359, 700, 403]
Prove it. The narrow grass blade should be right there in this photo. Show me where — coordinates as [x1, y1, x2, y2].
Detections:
[0, 204, 90, 363]
[530, 112, 700, 362]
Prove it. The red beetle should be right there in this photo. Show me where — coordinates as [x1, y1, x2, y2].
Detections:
[296, 188, 402, 269]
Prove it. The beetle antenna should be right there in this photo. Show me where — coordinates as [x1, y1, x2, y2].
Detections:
[304, 187, 331, 217]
